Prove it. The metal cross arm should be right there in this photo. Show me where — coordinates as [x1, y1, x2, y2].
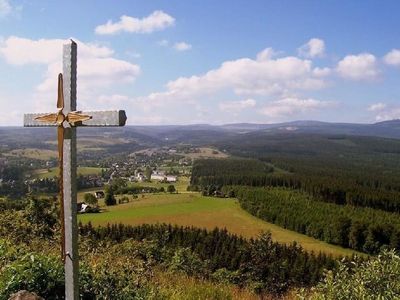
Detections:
[22, 40, 127, 300]
[24, 110, 127, 127]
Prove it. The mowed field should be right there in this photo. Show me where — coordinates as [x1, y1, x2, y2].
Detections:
[127, 176, 190, 193]
[4, 148, 57, 160]
[177, 147, 229, 159]
[79, 191, 358, 257]
[33, 167, 104, 179]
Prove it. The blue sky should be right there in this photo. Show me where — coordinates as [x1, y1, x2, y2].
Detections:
[0, 0, 399, 125]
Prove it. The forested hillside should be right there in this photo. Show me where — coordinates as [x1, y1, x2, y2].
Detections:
[191, 153, 400, 254]
[206, 134, 400, 213]
[224, 186, 400, 253]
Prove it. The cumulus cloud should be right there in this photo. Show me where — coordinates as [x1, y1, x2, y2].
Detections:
[0, 36, 140, 112]
[130, 47, 331, 123]
[256, 48, 277, 61]
[259, 97, 334, 119]
[298, 38, 325, 58]
[367, 102, 400, 122]
[368, 102, 387, 112]
[374, 108, 400, 122]
[0, 36, 114, 65]
[0, 0, 22, 19]
[37, 57, 140, 93]
[95, 11, 175, 35]
[161, 48, 327, 99]
[0, 0, 12, 17]
[336, 53, 379, 80]
[383, 49, 400, 67]
[173, 42, 192, 51]
[313, 67, 331, 77]
[219, 99, 256, 113]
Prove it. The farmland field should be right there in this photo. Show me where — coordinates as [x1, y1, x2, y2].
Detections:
[79, 192, 358, 257]
[4, 148, 57, 160]
[177, 147, 229, 159]
[33, 166, 104, 179]
[128, 176, 190, 193]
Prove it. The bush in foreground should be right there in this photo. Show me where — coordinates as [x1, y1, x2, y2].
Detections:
[0, 239, 157, 300]
[298, 249, 400, 299]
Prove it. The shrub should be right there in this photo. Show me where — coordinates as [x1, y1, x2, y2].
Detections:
[104, 192, 116, 206]
[0, 242, 158, 300]
[298, 249, 400, 299]
[167, 185, 176, 193]
[88, 256, 157, 299]
[0, 253, 64, 299]
[83, 193, 98, 206]
[168, 247, 208, 277]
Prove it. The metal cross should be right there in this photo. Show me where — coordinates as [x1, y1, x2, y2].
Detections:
[23, 40, 127, 299]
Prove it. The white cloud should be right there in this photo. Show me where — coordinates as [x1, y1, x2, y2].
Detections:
[162, 49, 327, 99]
[0, 36, 140, 112]
[0, 0, 12, 17]
[219, 99, 256, 113]
[336, 53, 379, 81]
[313, 67, 331, 77]
[0, 36, 114, 65]
[173, 42, 192, 51]
[36, 57, 140, 93]
[0, 1, 22, 19]
[259, 97, 334, 119]
[367, 102, 400, 122]
[383, 49, 400, 67]
[374, 108, 400, 122]
[298, 38, 325, 58]
[368, 102, 386, 112]
[131, 47, 330, 120]
[95, 11, 175, 35]
[256, 48, 277, 61]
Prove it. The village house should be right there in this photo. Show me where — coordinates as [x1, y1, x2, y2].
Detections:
[166, 175, 177, 182]
[95, 191, 105, 199]
[45, 161, 55, 168]
[77, 202, 90, 213]
[150, 171, 177, 183]
[151, 173, 165, 181]
[136, 172, 145, 182]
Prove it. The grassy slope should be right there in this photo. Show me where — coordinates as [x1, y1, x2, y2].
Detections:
[79, 192, 357, 257]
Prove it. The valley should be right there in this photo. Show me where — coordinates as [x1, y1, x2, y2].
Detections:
[1, 120, 399, 298]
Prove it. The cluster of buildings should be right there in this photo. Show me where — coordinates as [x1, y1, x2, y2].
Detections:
[130, 170, 177, 183]
[151, 171, 177, 182]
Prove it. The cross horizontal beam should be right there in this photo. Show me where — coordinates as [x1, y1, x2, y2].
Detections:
[24, 110, 127, 127]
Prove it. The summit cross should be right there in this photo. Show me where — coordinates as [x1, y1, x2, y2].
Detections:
[23, 40, 127, 300]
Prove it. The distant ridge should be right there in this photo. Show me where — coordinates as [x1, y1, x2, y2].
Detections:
[218, 119, 400, 139]
[1, 119, 399, 144]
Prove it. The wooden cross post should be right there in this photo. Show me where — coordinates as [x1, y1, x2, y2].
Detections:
[23, 40, 127, 299]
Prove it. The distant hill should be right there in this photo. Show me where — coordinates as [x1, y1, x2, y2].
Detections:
[220, 119, 400, 139]
[0, 119, 399, 153]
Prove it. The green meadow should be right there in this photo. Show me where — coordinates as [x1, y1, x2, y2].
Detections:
[79, 192, 358, 257]
[127, 176, 190, 193]
[33, 167, 104, 179]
